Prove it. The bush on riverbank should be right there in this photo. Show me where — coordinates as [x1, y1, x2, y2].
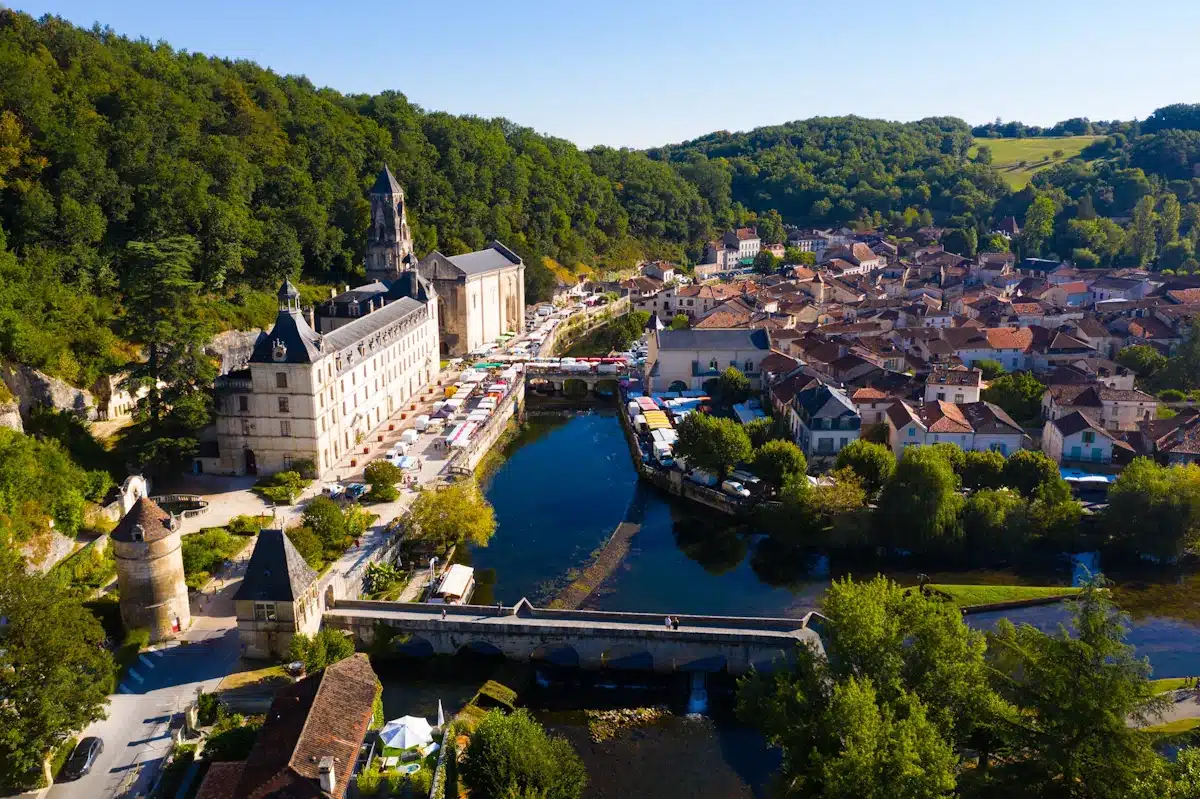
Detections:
[461, 709, 587, 799]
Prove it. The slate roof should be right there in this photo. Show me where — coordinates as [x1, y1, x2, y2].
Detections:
[322, 297, 424, 354]
[230, 654, 380, 799]
[443, 242, 522, 276]
[252, 309, 324, 365]
[233, 529, 318, 603]
[112, 497, 177, 543]
[794, 383, 858, 419]
[656, 328, 770, 351]
[1053, 410, 1115, 439]
[927, 365, 982, 387]
[959, 401, 1023, 434]
[371, 164, 402, 195]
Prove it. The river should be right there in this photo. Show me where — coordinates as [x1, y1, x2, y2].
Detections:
[465, 410, 1200, 677]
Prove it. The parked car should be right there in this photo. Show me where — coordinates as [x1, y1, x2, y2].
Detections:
[721, 480, 751, 499]
[61, 737, 103, 781]
[323, 483, 346, 499]
[345, 483, 368, 500]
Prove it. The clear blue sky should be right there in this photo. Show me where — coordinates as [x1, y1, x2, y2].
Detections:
[9, 0, 1200, 149]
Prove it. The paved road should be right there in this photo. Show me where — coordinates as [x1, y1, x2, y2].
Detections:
[46, 632, 240, 799]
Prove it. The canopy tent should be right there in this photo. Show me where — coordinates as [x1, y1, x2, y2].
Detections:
[379, 716, 433, 752]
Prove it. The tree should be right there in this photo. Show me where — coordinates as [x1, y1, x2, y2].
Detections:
[363, 460, 403, 502]
[876, 446, 963, 550]
[407, 479, 496, 551]
[961, 488, 1026, 556]
[286, 526, 325, 570]
[737, 576, 998, 795]
[1002, 449, 1067, 500]
[669, 313, 689, 330]
[833, 439, 894, 495]
[1019, 196, 1056, 255]
[974, 145, 993, 165]
[752, 439, 807, 491]
[756, 209, 786, 245]
[986, 583, 1167, 798]
[0, 560, 112, 786]
[943, 227, 977, 257]
[1129, 194, 1159, 265]
[981, 371, 1045, 424]
[302, 496, 350, 559]
[974, 358, 1006, 379]
[752, 249, 779, 274]
[1159, 192, 1182, 246]
[960, 449, 1006, 490]
[673, 412, 752, 478]
[286, 628, 355, 673]
[1106, 458, 1200, 561]
[742, 416, 775, 449]
[717, 366, 752, 406]
[1116, 344, 1168, 380]
[461, 709, 587, 799]
[120, 236, 217, 474]
[783, 246, 816, 266]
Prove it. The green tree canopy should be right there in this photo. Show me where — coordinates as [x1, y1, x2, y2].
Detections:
[877, 446, 963, 550]
[981, 371, 1046, 424]
[752, 439, 807, 491]
[674, 412, 752, 478]
[1116, 344, 1168, 381]
[461, 709, 587, 799]
[717, 366, 752, 406]
[833, 439, 896, 495]
[0, 559, 112, 785]
[1106, 458, 1200, 561]
[407, 479, 497, 551]
[960, 449, 1006, 491]
[1001, 449, 1066, 500]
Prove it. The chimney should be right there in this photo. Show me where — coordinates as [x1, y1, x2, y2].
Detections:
[318, 757, 335, 793]
[306, 307, 316, 329]
[330, 287, 337, 299]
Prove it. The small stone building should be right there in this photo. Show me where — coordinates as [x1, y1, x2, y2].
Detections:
[234, 529, 321, 659]
[113, 497, 191, 641]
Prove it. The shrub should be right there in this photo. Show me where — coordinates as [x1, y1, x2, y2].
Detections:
[286, 527, 325, 570]
[356, 765, 383, 796]
[227, 514, 265, 536]
[365, 483, 400, 503]
[252, 470, 310, 504]
[202, 713, 262, 762]
[1159, 389, 1186, 402]
[181, 528, 247, 590]
[461, 709, 587, 799]
[287, 628, 355, 673]
[48, 736, 78, 783]
[197, 692, 220, 726]
[364, 460, 403, 489]
[291, 458, 317, 479]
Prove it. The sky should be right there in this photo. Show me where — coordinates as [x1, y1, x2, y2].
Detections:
[9, 0, 1200, 149]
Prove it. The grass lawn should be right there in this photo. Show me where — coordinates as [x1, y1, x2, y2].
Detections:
[217, 665, 290, 692]
[928, 584, 1081, 608]
[1152, 677, 1192, 695]
[968, 136, 1101, 189]
[1145, 717, 1200, 734]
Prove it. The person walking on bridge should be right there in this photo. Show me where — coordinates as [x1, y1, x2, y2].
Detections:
[664, 616, 672, 629]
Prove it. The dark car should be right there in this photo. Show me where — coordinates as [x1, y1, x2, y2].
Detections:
[345, 483, 368, 500]
[60, 737, 103, 780]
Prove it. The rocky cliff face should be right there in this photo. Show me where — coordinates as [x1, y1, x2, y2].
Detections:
[0, 399, 23, 432]
[207, 329, 264, 375]
[0, 363, 94, 419]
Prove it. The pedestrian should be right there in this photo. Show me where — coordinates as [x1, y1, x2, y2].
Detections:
[672, 617, 680, 630]
[664, 615, 672, 629]
[441, 608, 446, 621]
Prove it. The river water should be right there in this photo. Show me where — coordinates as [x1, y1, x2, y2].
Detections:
[466, 410, 1200, 677]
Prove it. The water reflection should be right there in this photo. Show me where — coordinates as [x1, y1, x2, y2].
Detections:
[673, 517, 748, 576]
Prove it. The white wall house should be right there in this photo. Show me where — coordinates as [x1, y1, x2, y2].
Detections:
[1042, 411, 1125, 464]
[646, 328, 772, 392]
[924, 366, 982, 405]
[886, 400, 1026, 458]
[786, 382, 862, 461]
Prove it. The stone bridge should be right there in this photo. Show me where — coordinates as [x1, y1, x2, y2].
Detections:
[323, 598, 825, 674]
[525, 370, 628, 398]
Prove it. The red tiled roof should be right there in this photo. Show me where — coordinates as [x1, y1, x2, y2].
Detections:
[923, 400, 974, 433]
[984, 327, 1034, 351]
[194, 763, 245, 799]
[851, 387, 889, 401]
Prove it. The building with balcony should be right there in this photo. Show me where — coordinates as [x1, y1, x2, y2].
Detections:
[644, 327, 771, 393]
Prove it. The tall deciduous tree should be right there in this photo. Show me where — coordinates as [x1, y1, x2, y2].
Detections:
[1129, 195, 1160, 266]
[0, 560, 112, 786]
[461, 709, 587, 799]
[833, 439, 895, 495]
[717, 366, 752, 406]
[752, 439, 807, 491]
[981, 371, 1045, 424]
[407, 479, 497, 551]
[1106, 458, 1200, 561]
[1019, 196, 1056, 255]
[877, 446, 963, 549]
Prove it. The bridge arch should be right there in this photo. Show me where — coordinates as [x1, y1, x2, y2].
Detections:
[668, 380, 689, 393]
[600, 644, 654, 671]
[593, 379, 619, 398]
[562, 378, 589, 399]
[457, 640, 505, 658]
[530, 644, 581, 668]
[674, 654, 728, 673]
[392, 634, 436, 658]
[528, 377, 557, 394]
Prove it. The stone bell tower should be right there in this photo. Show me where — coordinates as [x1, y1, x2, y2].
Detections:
[365, 164, 415, 282]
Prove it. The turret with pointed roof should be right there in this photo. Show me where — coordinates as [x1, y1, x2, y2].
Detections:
[366, 164, 415, 282]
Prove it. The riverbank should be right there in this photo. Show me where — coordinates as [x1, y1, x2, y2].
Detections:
[930, 584, 1082, 610]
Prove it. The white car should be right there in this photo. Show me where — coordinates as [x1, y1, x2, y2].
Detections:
[721, 480, 751, 498]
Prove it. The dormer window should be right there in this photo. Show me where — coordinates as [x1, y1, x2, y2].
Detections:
[131, 524, 144, 542]
[272, 340, 288, 362]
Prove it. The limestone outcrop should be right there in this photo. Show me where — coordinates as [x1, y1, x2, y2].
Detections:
[207, 329, 264, 375]
[0, 363, 94, 419]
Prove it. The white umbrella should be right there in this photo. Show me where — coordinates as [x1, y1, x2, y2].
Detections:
[437, 700, 445, 729]
[379, 716, 433, 750]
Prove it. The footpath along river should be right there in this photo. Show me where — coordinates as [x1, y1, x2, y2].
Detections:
[457, 409, 1200, 676]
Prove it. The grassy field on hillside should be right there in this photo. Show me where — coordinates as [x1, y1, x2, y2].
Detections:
[968, 136, 1101, 189]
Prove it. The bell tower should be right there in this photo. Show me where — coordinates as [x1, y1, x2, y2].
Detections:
[366, 164, 414, 282]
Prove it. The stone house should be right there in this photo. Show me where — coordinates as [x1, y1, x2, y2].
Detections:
[924, 365, 982, 404]
[1042, 410, 1130, 464]
[785, 381, 862, 461]
[645, 327, 771, 393]
[1041, 384, 1158, 431]
[886, 400, 1026, 457]
[234, 529, 322, 660]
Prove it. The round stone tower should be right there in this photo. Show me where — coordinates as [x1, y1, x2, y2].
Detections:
[113, 496, 191, 641]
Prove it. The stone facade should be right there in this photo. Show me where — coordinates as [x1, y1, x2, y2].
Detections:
[113, 497, 190, 642]
[419, 242, 525, 356]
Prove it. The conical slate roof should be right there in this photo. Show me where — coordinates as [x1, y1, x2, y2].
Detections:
[371, 164, 403, 195]
[112, 496, 176, 543]
[277, 278, 300, 301]
[233, 529, 318, 602]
